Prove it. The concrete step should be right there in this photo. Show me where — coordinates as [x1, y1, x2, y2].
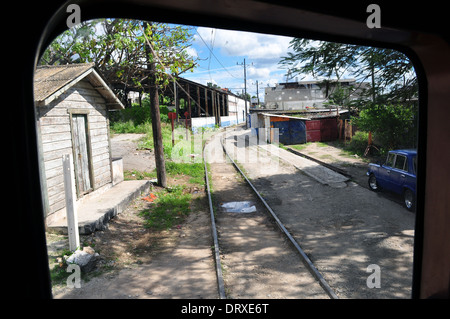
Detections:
[48, 180, 151, 235]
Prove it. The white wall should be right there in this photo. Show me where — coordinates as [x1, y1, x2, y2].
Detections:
[228, 94, 247, 124]
[191, 94, 248, 132]
[191, 116, 217, 132]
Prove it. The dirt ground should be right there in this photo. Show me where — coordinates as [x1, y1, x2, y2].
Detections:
[206, 133, 329, 299]
[52, 190, 218, 298]
[223, 128, 415, 298]
[50, 134, 218, 299]
[49, 129, 415, 299]
[290, 141, 409, 207]
[110, 133, 156, 173]
[290, 141, 372, 188]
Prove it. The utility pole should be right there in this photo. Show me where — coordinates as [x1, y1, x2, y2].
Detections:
[243, 58, 248, 128]
[256, 80, 259, 106]
[237, 58, 250, 128]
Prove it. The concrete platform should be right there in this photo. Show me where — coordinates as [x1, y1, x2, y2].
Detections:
[47, 180, 151, 235]
[258, 143, 349, 187]
[226, 128, 349, 188]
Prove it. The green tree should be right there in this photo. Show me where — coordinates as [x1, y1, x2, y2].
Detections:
[40, 19, 197, 98]
[280, 39, 359, 81]
[280, 38, 419, 151]
[279, 39, 417, 106]
[207, 82, 221, 89]
[352, 104, 417, 151]
[40, 19, 197, 188]
[236, 91, 251, 101]
[324, 83, 351, 106]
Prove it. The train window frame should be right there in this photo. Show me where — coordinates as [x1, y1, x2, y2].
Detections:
[14, 0, 448, 300]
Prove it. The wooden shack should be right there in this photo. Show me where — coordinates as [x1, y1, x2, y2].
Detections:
[34, 63, 124, 224]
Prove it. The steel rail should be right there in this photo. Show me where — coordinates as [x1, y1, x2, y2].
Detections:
[220, 135, 339, 299]
[203, 137, 227, 299]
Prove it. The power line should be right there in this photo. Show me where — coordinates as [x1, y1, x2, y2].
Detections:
[207, 29, 214, 82]
[195, 29, 240, 79]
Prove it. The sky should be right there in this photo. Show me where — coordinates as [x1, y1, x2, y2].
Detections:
[181, 26, 295, 103]
[50, 20, 415, 106]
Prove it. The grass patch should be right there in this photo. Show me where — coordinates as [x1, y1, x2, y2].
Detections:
[137, 138, 207, 230]
[139, 186, 192, 230]
[316, 142, 329, 147]
[50, 265, 72, 287]
[166, 161, 205, 185]
[111, 118, 218, 232]
[337, 149, 368, 161]
[48, 247, 73, 286]
[290, 142, 312, 151]
[124, 169, 157, 180]
[137, 122, 175, 151]
[48, 245, 103, 288]
[132, 160, 206, 230]
[110, 120, 152, 134]
[319, 154, 335, 160]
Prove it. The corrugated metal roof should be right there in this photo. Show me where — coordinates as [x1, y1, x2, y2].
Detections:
[260, 112, 310, 121]
[34, 63, 124, 109]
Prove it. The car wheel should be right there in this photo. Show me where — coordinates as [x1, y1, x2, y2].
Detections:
[404, 189, 415, 211]
[368, 174, 379, 191]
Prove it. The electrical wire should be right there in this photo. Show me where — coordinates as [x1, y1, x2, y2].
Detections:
[195, 29, 240, 79]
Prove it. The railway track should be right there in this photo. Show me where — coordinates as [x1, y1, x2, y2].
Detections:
[203, 130, 338, 299]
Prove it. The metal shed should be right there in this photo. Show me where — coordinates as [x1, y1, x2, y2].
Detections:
[305, 117, 339, 142]
[267, 114, 308, 145]
[34, 63, 125, 223]
[252, 113, 309, 145]
[251, 110, 345, 145]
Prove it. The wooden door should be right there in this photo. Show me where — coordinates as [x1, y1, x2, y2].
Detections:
[71, 114, 92, 195]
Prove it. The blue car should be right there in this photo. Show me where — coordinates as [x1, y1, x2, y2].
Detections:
[367, 149, 417, 211]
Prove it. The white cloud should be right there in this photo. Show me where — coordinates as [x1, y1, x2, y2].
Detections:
[247, 66, 271, 78]
[184, 46, 198, 59]
[188, 26, 296, 100]
[195, 27, 292, 63]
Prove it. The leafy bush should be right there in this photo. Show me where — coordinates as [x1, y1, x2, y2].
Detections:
[109, 105, 151, 125]
[109, 101, 171, 133]
[110, 120, 152, 134]
[159, 105, 170, 123]
[166, 161, 204, 185]
[139, 186, 191, 230]
[352, 103, 417, 150]
[345, 131, 369, 156]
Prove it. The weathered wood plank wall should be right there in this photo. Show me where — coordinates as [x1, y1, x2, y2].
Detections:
[36, 79, 112, 217]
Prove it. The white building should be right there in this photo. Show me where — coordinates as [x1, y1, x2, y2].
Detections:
[264, 79, 369, 110]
